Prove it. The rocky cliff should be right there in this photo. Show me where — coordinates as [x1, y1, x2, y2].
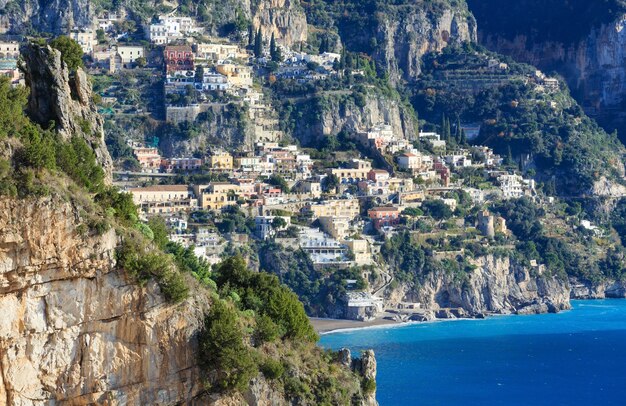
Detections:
[569, 277, 626, 300]
[467, 0, 626, 140]
[387, 255, 571, 318]
[0, 0, 94, 34]
[20, 43, 113, 181]
[373, 5, 476, 82]
[294, 91, 417, 147]
[0, 195, 378, 405]
[251, 0, 307, 46]
[0, 197, 207, 404]
[160, 104, 254, 157]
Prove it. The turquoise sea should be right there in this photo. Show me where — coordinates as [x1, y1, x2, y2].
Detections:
[320, 300, 626, 405]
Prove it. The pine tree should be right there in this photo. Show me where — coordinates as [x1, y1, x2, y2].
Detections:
[270, 32, 276, 59]
[254, 28, 263, 58]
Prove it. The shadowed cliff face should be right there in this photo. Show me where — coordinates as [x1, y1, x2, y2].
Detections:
[467, 0, 626, 141]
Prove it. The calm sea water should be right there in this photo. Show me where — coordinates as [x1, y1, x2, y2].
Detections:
[320, 300, 626, 406]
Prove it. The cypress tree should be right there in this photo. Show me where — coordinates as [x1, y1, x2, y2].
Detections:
[247, 24, 254, 47]
[460, 129, 467, 145]
[254, 28, 263, 58]
[269, 32, 281, 62]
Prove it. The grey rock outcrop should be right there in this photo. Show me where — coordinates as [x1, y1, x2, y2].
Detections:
[373, 6, 476, 82]
[388, 254, 571, 317]
[353, 350, 377, 406]
[295, 92, 417, 147]
[251, 0, 308, 46]
[570, 277, 626, 299]
[0, 0, 94, 34]
[160, 103, 254, 157]
[20, 43, 113, 182]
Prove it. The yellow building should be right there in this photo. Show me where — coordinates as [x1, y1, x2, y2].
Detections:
[128, 185, 197, 214]
[330, 159, 373, 183]
[193, 183, 241, 210]
[208, 151, 233, 170]
[318, 216, 351, 240]
[216, 63, 253, 87]
[345, 239, 371, 265]
[307, 199, 360, 220]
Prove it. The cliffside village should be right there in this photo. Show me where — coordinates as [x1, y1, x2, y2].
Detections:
[0, 12, 562, 321]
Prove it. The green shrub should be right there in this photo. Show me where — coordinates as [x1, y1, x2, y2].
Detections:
[49, 36, 84, 71]
[56, 137, 105, 193]
[116, 238, 189, 303]
[361, 377, 376, 395]
[254, 314, 282, 343]
[199, 300, 258, 392]
[260, 358, 285, 380]
[95, 187, 138, 226]
[213, 256, 318, 343]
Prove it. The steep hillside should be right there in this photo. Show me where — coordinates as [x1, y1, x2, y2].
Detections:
[467, 0, 626, 141]
[304, 0, 476, 82]
[0, 0, 307, 45]
[411, 44, 626, 197]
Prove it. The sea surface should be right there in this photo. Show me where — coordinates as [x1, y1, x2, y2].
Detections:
[320, 300, 626, 406]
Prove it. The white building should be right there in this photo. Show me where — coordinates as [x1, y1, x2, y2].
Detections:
[298, 228, 350, 264]
[397, 152, 422, 172]
[498, 174, 524, 199]
[69, 30, 98, 54]
[147, 15, 197, 44]
[116, 46, 145, 68]
[255, 215, 291, 240]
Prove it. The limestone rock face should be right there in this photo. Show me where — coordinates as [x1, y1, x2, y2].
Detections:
[0, 197, 206, 404]
[252, 0, 308, 46]
[374, 7, 476, 82]
[0, 0, 94, 34]
[296, 93, 417, 147]
[570, 277, 626, 299]
[351, 350, 377, 406]
[389, 255, 571, 316]
[20, 43, 113, 182]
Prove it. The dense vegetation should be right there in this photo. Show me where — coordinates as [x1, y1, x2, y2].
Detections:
[199, 256, 366, 403]
[258, 242, 368, 317]
[412, 45, 625, 196]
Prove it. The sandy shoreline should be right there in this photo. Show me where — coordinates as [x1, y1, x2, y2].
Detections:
[310, 316, 399, 334]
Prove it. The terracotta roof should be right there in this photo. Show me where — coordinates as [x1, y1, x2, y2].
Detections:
[165, 45, 193, 52]
[369, 206, 399, 212]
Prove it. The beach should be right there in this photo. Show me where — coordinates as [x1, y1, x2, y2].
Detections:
[310, 316, 398, 334]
